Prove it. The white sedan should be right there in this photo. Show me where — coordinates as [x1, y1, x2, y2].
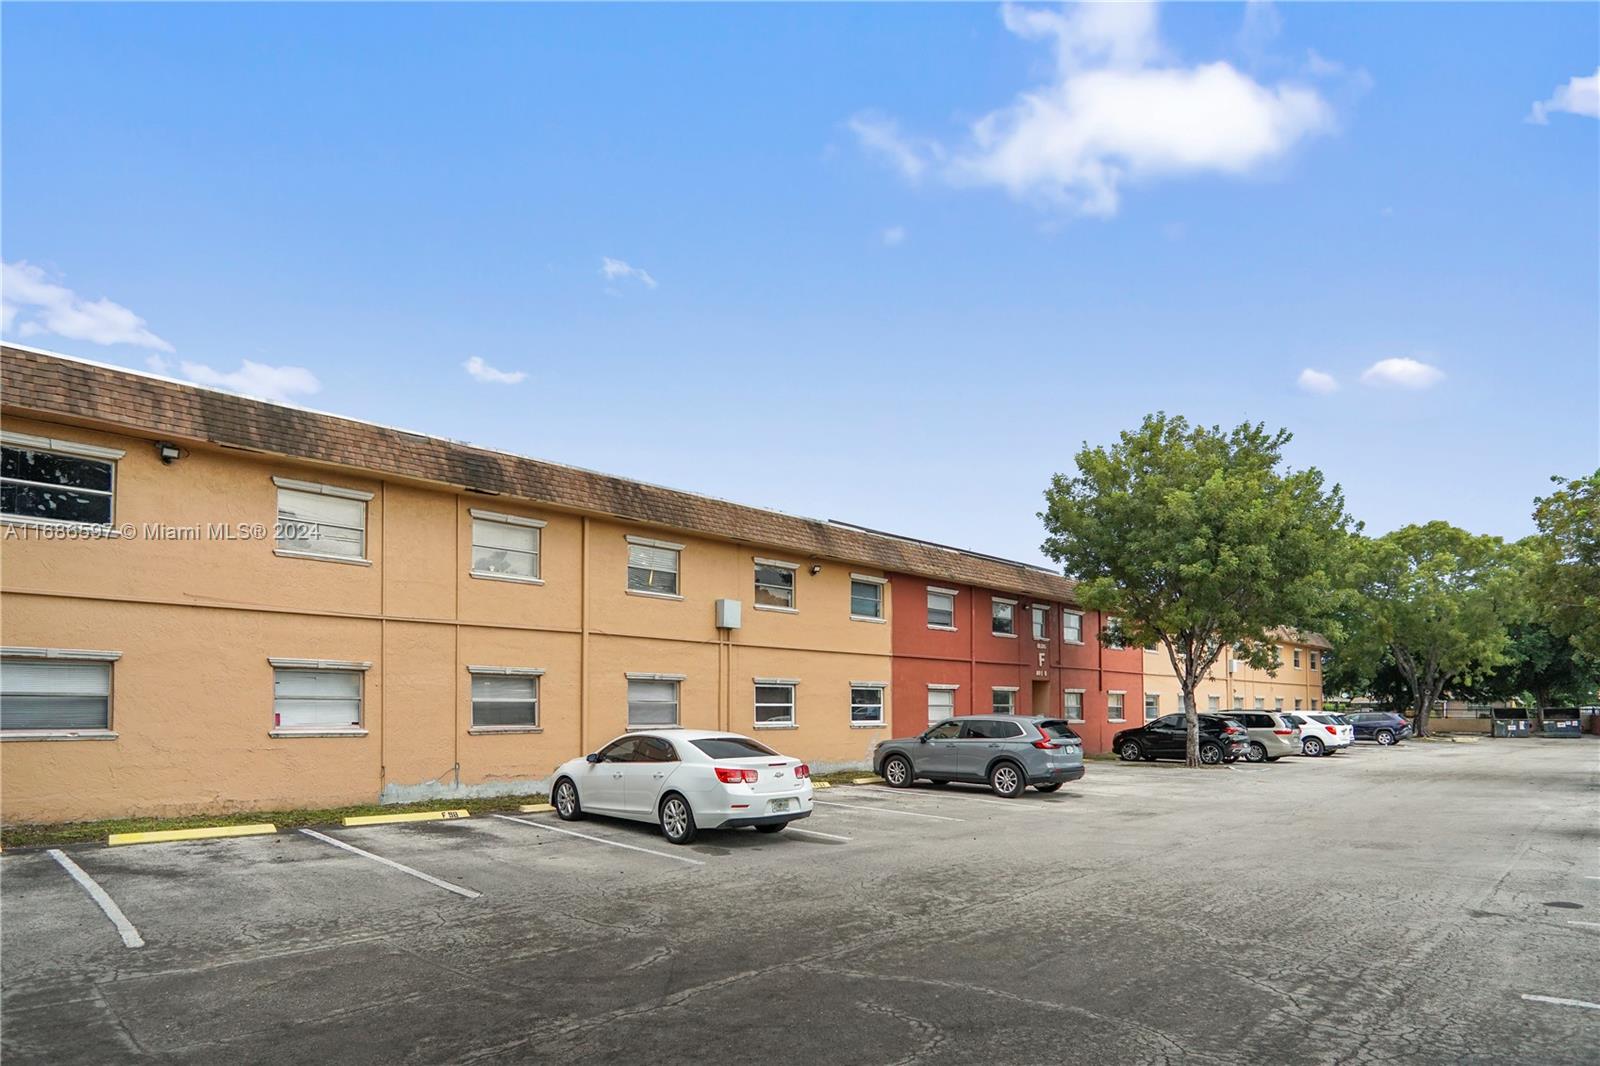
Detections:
[548, 729, 813, 844]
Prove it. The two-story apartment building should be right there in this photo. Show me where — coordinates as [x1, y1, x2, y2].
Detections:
[1, 345, 1147, 823]
[1139, 631, 1332, 721]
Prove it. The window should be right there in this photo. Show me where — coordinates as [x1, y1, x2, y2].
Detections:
[469, 667, 541, 729]
[691, 736, 778, 759]
[1234, 696, 1244, 710]
[992, 688, 1017, 714]
[626, 676, 681, 727]
[1311, 652, 1320, 671]
[1145, 693, 1160, 719]
[1275, 697, 1284, 711]
[1294, 698, 1303, 711]
[470, 510, 543, 581]
[850, 685, 885, 727]
[1, 435, 120, 527]
[925, 719, 961, 739]
[1254, 697, 1265, 710]
[991, 599, 1016, 636]
[1063, 611, 1083, 644]
[965, 719, 1023, 739]
[927, 588, 957, 629]
[274, 478, 371, 561]
[754, 559, 797, 610]
[1107, 691, 1125, 721]
[1293, 648, 1301, 668]
[0, 652, 116, 732]
[850, 576, 885, 620]
[271, 661, 367, 733]
[637, 736, 680, 762]
[626, 537, 682, 596]
[1311, 699, 1319, 711]
[754, 681, 797, 727]
[1039, 720, 1080, 739]
[1031, 606, 1049, 641]
[927, 685, 956, 725]
[1207, 695, 1220, 711]
[1063, 690, 1084, 722]
[598, 736, 643, 762]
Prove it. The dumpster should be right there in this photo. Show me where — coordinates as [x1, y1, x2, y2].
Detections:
[1539, 709, 1582, 738]
[1490, 709, 1530, 737]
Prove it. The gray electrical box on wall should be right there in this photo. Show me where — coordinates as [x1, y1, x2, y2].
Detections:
[715, 599, 743, 629]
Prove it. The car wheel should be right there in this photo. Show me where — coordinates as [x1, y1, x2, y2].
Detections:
[1376, 729, 1395, 746]
[755, 823, 786, 834]
[553, 777, 582, 821]
[1245, 742, 1266, 763]
[1034, 783, 1063, 793]
[1118, 740, 1145, 762]
[1303, 736, 1325, 757]
[882, 755, 913, 788]
[989, 761, 1025, 798]
[1199, 742, 1223, 765]
[658, 793, 697, 845]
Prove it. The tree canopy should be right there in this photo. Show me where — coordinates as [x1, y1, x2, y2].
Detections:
[1040, 414, 1352, 765]
[1531, 470, 1600, 660]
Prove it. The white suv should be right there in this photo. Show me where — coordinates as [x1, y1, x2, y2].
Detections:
[1287, 712, 1353, 756]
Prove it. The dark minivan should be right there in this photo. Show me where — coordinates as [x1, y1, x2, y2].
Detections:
[1113, 713, 1251, 764]
[1346, 711, 1412, 745]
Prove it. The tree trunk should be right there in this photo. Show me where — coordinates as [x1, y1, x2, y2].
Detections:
[1412, 689, 1430, 737]
[1183, 682, 1201, 768]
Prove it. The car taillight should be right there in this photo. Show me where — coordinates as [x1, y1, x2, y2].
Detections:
[1272, 729, 1294, 736]
[714, 767, 759, 784]
[794, 763, 810, 779]
[1325, 726, 1337, 735]
[1033, 738, 1061, 749]
[1225, 726, 1243, 735]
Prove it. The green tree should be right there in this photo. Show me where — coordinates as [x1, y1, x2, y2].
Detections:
[1342, 523, 1524, 737]
[1040, 414, 1352, 767]
[1461, 620, 1600, 725]
[1531, 470, 1600, 659]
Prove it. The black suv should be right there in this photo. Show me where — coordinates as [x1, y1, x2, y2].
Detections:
[1113, 713, 1251, 765]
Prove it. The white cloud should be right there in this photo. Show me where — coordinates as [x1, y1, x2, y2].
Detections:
[177, 359, 321, 403]
[1, 260, 173, 351]
[881, 225, 907, 247]
[1528, 67, 1600, 124]
[849, 2, 1334, 217]
[600, 257, 657, 289]
[1297, 368, 1338, 394]
[1360, 357, 1444, 390]
[463, 355, 527, 385]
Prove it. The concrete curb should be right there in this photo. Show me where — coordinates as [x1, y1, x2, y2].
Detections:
[342, 809, 470, 827]
[518, 803, 555, 813]
[108, 823, 278, 847]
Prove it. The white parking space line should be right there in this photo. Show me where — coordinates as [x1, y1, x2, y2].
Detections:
[46, 850, 144, 949]
[298, 829, 481, 899]
[856, 786, 1043, 812]
[491, 814, 705, 866]
[784, 827, 853, 842]
[1566, 920, 1600, 929]
[1521, 994, 1600, 1010]
[813, 800, 962, 822]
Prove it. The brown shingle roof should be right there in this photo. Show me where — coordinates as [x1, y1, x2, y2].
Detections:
[1, 344, 1080, 604]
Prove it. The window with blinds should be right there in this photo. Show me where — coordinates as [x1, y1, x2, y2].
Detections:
[1, 444, 116, 526]
[627, 678, 679, 727]
[927, 590, 956, 628]
[471, 515, 540, 580]
[272, 668, 362, 731]
[627, 543, 680, 596]
[0, 657, 112, 731]
[927, 687, 955, 725]
[753, 563, 795, 609]
[1063, 690, 1084, 722]
[471, 672, 539, 728]
[276, 485, 367, 560]
[850, 579, 883, 620]
[1063, 611, 1083, 644]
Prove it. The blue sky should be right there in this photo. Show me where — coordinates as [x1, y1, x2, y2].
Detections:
[4, 2, 1596, 567]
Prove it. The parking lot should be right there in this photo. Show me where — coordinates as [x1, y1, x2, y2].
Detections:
[3, 739, 1596, 1065]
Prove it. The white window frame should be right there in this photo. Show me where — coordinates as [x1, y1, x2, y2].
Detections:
[0, 431, 124, 532]
[1255, 697, 1266, 710]
[849, 573, 886, 622]
[1293, 648, 1302, 668]
[991, 597, 1017, 638]
[992, 687, 1019, 715]
[625, 672, 684, 728]
[272, 477, 373, 566]
[1207, 695, 1221, 711]
[1311, 698, 1319, 711]
[1031, 605, 1049, 642]
[753, 678, 798, 729]
[0, 646, 121, 740]
[849, 682, 887, 728]
[1062, 688, 1085, 723]
[625, 535, 684, 599]
[1106, 690, 1126, 722]
[268, 657, 371, 737]
[467, 665, 543, 733]
[1062, 610, 1084, 645]
[927, 683, 958, 725]
[1234, 695, 1245, 710]
[1144, 693, 1160, 720]
[926, 587, 958, 631]
[753, 557, 799, 613]
[1310, 652, 1320, 671]
[1294, 698, 1303, 711]
[469, 509, 545, 585]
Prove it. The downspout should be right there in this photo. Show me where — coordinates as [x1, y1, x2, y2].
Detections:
[452, 493, 461, 790]
[580, 515, 590, 756]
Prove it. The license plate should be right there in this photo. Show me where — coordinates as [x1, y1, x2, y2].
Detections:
[769, 798, 794, 813]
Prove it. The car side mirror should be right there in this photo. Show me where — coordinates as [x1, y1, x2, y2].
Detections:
[585, 752, 601, 764]
[918, 735, 929, 744]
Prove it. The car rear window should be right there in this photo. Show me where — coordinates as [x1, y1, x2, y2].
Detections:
[691, 737, 779, 759]
[1310, 714, 1336, 725]
[1037, 720, 1080, 740]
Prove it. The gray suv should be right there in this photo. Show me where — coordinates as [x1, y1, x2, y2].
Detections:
[873, 715, 1085, 798]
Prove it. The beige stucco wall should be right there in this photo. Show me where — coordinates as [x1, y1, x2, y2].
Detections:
[1, 415, 893, 823]
[1140, 642, 1328, 719]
